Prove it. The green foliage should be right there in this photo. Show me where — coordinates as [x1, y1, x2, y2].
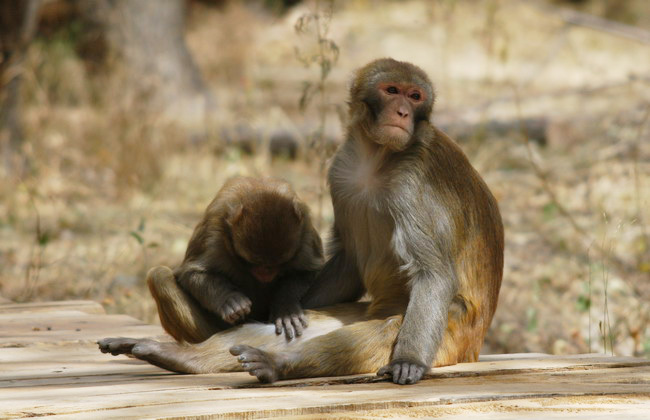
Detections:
[129, 231, 144, 245]
[37, 230, 51, 247]
[542, 202, 558, 221]
[576, 294, 591, 313]
[129, 218, 146, 245]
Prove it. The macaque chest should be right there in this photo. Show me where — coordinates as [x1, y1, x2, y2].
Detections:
[336, 182, 403, 298]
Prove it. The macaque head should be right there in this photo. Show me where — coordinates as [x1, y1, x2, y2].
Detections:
[226, 188, 303, 283]
[349, 58, 434, 151]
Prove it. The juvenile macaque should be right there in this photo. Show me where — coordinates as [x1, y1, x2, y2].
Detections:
[147, 176, 324, 342]
[99, 59, 503, 386]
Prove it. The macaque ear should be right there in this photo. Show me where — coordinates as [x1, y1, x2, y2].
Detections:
[275, 181, 293, 196]
[226, 203, 245, 226]
[292, 199, 304, 223]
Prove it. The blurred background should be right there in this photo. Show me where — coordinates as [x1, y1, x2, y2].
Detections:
[1, 0, 648, 358]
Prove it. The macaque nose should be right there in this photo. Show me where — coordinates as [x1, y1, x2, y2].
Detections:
[397, 107, 409, 118]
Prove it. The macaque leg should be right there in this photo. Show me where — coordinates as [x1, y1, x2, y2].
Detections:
[98, 337, 220, 373]
[434, 302, 486, 366]
[98, 323, 283, 374]
[147, 266, 225, 343]
[232, 305, 487, 383]
[232, 315, 403, 382]
[99, 303, 370, 374]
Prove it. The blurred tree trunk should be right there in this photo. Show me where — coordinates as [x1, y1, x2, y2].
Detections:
[0, 0, 41, 175]
[77, 0, 215, 126]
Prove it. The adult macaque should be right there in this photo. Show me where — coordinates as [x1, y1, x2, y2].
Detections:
[147, 176, 324, 342]
[99, 58, 503, 385]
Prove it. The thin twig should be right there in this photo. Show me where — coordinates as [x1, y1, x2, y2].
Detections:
[21, 181, 44, 300]
[631, 104, 650, 265]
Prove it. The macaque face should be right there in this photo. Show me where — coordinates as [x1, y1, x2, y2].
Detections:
[350, 59, 434, 152]
[229, 195, 302, 283]
[370, 82, 427, 150]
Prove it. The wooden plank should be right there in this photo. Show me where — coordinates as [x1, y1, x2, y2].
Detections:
[1, 301, 649, 419]
[276, 395, 650, 420]
[1, 340, 649, 419]
[0, 300, 105, 315]
[0, 310, 164, 347]
[2, 365, 649, 419]
[2, 340, 648, 388]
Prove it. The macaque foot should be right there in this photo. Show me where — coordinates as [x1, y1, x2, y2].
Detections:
[230, 344, 286, 383]
[99, 337, 195, 373]
[98, 337, 150, 356]
[377, 360, 427, 385]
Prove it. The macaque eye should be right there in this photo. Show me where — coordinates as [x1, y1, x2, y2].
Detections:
[410, 92, 421, 100]
[386, 86, 399, 94]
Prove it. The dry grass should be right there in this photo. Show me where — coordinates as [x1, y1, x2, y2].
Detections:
[1, 0, 648, 356]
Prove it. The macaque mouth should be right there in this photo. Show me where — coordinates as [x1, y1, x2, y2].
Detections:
[251, 266, 279, 283]
[383, 124, 411, 134]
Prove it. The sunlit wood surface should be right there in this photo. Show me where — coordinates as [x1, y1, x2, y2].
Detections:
[1, 300, 649, 419]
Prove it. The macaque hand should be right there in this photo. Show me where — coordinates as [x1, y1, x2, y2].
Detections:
[377, 359, 428, 385]
[217, 292, 252, 324]
[270, 302, 308, 340]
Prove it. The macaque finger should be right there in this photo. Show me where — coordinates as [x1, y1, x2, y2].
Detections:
[242, 302, 252, 315]
[392, 364, 404, 384]
[407, 364, 425, 384]
[291, 315, 303, 336]
[299, 313, 309, 328]
[228, 300, 245, 315]
[222, 306, 237, 323]
[282, 317, 295, 340]
[393, 362, 413, 385]
[274, 318, 283, 335]
[232, 304, 246, 317]
[377, 365, 390, 377]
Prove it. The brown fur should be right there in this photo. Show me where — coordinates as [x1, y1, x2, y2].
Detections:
[147, 176, 324, 342]
[98, 59, 503, 385]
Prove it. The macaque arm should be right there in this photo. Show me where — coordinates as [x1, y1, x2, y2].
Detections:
[176, 262, 249, 321]
[301, 245, 365, 309]
[381, 203, 458, 384]
[380, 257, 456, 384]
[392, 267, 455, 362]
[269, 272, 314, 339]
[272, 271, 313, 306]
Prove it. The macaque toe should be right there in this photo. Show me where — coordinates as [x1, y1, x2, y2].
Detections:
[97, 337, 140, 356]
[229, 344, 280, 383]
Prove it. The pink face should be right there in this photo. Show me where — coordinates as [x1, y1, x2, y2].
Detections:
[374, 82, 426, 150]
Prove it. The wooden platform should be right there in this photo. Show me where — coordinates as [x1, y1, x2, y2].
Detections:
[1, 300, 649, 419]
